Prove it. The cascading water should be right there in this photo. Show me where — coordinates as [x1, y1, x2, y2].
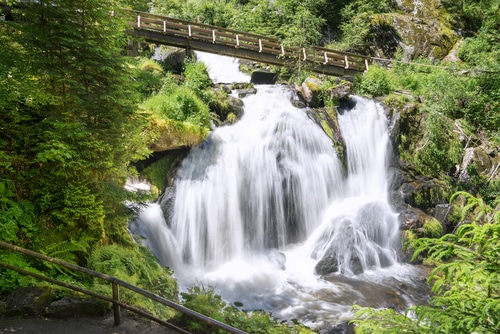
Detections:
[129, 52, 426, 330]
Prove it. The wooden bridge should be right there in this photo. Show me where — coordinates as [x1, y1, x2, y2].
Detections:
[121, 10, 373, 77]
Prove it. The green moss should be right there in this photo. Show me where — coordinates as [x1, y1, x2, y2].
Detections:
[403, 229, 417, 242]
[320, 120, 334, 140]
[423, 218, 443, 238]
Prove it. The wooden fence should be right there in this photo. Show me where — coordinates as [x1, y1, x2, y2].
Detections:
[0, 241, 247, 334]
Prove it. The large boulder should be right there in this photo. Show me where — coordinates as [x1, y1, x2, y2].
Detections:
[148, 118, 208, 152]
[250, 70, 278, 85]
[4, 287, 54, 316]
[46, 296, 110, 318]
[297, 76, 323, 108]
[365, 0, 459, 61]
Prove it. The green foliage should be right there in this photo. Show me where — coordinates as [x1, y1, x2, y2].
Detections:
[354, 65, 392, 97]
[183, 59, 213, 98]
[352, 192, 500, 333]
[88, 244, 178, 320]
[0, 0, 154, 256]
[142, 86, 210, 127]
[40, 236, 95, 277]
[329, 0, 394, 51]
[141, 152, 186, 191]
[422, 218, 443, 238]
[179, 285, 315, 333]
[0, 180, 36, 244]
[0, 252, 40, 293]
[132, 57, 166, 97]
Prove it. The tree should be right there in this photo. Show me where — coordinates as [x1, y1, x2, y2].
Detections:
[0, 0, 149, 251]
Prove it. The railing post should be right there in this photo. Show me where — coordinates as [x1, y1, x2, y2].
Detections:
[324, 51, 328, 64]
[188, 25, 192, 37]
[258, 39, 262, 52]
[345, 55, 349, 69]
[281, 45, 285, 56]
[235, 34, 239, 47]
[112, 282, 121, 325]
[137, 15, 141, 28]
[163, 20, 166, 33]
[302, 48, 307, 61]
[365, 59, 369, 71]
[212, 30, 216, 43]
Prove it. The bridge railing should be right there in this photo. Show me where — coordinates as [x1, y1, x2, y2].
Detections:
[0, 240, 248, 334]
[121, 10, 372, 72]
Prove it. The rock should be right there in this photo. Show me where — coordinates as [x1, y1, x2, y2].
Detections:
[327, 80, 353, 101]
[267, 249, 287, 270]
[147, 118, 207, 152]
[457, 146, 495, 182]
[5, 286, 54, 316]
[307, 107, 345, 161]
[250, 70, 278, 84]
[236, 87, 257, 99]
[227, 95, 244, 119]
[368, 11, 458, 61]
[298, 76, 323, 108]
[155, 46, 189, 74]
[46, 296, 110, 318]
[324, 321, 356, 334]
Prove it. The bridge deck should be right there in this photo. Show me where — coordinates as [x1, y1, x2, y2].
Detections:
[121, 10, 372, 77]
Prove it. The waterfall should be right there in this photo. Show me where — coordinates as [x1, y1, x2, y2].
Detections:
[129, 52, 425, 330]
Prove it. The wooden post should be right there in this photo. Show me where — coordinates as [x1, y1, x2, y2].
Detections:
[188, 25, 192, 37]
[345, 55, 349, 69]
[235, 34, 239, 47]
[212, 30, 216, 43]
[281, 45, 285, 56]
[137, 15, 141, 28]
[365, 59, 369, 71]
[324, 52, 328, 64]
[302, 48, 307, 61]
[112, 282, 121, 326]
[163, 20, 166, 33]
[259, 39, 262, 52]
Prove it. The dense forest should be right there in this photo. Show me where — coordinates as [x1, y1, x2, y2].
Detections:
[0, 0, 499, 333]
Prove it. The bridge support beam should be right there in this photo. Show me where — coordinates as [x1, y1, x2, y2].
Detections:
[125, 29, 361, 77]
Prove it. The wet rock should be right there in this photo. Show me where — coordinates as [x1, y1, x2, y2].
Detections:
[324, 321, 355, 334]
[327, 80, 353, 101]
[267, 249, 287, 270]
[298, 76, 323, 108]
[250, 70, 278, 84]
[227, 95, 244, 119]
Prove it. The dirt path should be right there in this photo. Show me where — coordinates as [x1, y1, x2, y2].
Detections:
[0, 311, 180, 334]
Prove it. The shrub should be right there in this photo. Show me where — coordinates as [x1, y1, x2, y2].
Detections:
[352, 192, 500, 333]
[354, 65, 392, 97]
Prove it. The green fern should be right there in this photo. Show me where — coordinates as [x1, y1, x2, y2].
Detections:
[87, 244, 178, 321]
[40, 236, 95, 276]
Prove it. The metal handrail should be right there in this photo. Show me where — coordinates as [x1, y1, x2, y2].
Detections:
[0, 241, 248, 334]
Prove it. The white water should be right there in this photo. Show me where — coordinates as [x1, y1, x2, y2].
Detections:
[129, 54, 424, 330]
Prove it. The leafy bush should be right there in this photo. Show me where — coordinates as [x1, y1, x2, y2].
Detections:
[142, 86, 210, 128]
[354, 65, 392, 97]
[88, 244, 178, 320]
[178, 285, 315, 334]
[352, 192, 500, 333]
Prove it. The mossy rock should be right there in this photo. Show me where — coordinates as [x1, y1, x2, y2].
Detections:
[148, 118, 208, 152]
[421, 217, 443, 238]
[369, 13, 458, 60]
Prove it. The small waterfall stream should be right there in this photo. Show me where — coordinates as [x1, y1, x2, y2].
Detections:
[129, 52, 426, 330]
